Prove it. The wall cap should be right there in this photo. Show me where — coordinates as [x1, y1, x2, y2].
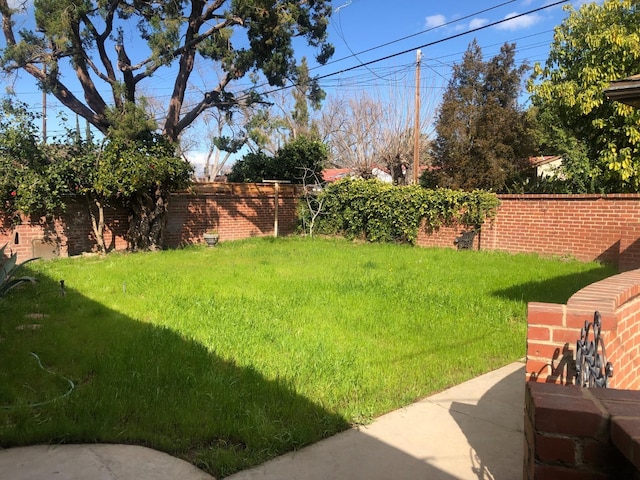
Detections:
[567, 269, 640, 313]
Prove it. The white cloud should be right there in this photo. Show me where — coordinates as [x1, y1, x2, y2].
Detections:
[469, 18, 489, 29]
[184, 151, 208, 177]
[425, 14, 446, 29]
[572, 0, 604, 6]
[495, 12, 542, 31]
[8, 0, 30, 10]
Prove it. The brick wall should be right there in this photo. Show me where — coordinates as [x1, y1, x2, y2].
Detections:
[417, 194, 640, 271]
[524, 383, 640, 480]
[0, 183, 301, 261]
[165, 183, 302, 247]
[524, 270, 640, 479]
[3, 190, 640, 271]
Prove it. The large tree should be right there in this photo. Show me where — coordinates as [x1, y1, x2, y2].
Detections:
[426, 40, 536, 191]
[0, 0, 333, 143]
[0, 0, 332, 250]
[528, 0, 640, 192]
[0, 99, 192, 252]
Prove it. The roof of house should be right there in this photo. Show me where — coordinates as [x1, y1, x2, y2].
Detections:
[529, 155, 562, 168]
[322, 168, 352, 182]
[604, 74, 640, 108]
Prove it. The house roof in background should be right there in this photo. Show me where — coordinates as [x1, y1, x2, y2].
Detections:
[322, 168, 352, 183]
[529, 156, 562, 168]
[604, 74, 640, 108]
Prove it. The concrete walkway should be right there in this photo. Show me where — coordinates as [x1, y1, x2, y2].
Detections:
[0, 362, 525, 480]
[228, 361, 525, 480]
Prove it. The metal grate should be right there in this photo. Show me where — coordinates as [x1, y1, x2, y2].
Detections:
[575, 311, 614, 388]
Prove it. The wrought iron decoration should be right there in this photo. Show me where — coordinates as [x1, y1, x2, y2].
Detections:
[575, 311, 614, 388]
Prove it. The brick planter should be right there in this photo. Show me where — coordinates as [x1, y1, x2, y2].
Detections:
[525, 269, 640, 479]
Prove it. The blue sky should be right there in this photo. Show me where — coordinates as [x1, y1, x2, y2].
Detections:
[310, 0, 597, 104]
[1, 0, 600, 166]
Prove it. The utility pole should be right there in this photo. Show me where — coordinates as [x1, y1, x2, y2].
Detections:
[413, 49, 422, 184]
[42, 64, 47, 143]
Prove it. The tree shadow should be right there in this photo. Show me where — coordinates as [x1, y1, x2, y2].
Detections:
[0, 267, 472, 480]
[448, 365, 525, 480]
[490, 266, 616, 305]
[0, 270, 349, 478]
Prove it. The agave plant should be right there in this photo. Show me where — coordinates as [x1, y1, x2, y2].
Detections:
[0, 243, 38, 298]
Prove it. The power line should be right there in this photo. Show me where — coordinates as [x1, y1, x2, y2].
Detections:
[319, 0, 521, 71]
[18, 0, 569, 129]
[312, 0, 569, 84]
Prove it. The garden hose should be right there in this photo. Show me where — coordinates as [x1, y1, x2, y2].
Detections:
[0, 352, 75, 409]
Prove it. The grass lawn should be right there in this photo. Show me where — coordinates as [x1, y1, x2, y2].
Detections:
[0, 237, 615, 477]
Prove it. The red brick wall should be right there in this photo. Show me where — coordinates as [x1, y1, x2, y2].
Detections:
[165, 183, 302, 247]
[417, 194, 640, 271]
[525, 270, 640, 479]
[524, 383, 640, 480]
[526, 270, 640, 389]
[3, 191, 640, 271]
[0, 183, 301, 261]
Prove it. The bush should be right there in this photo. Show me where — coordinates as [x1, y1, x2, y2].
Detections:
[228, 136, 327, 183]
[299, 178, 499, 243]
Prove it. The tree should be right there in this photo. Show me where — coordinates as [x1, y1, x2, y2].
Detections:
[244, 57, 325, 155]
[320, 89, 433, 183]
[0, 0, 334, 143]
[227, 135, 327, 183]
[426, 40, 536, 191]
[0, 0, 332, 250]
[321, 95, 382, 176]
[528, 0, 640, 192]
[0, 100, 73, 223]
[0, 99, 192, 252]
[225, 151, 272, 183]
[180, 105, 248, 181]
[95, 129, 192, 251]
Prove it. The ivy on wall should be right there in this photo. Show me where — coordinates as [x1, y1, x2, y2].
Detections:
[299, 178, 500, 243]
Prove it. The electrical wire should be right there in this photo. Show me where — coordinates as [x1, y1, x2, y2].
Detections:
[319, 0, 522, 71]
[165, 1, 568, 118]
[311, 0, 569, 85]
[13, 0, 569, 128]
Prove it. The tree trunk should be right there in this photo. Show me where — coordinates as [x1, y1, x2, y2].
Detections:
[87, 195, 107, 254]
[127, 184, 168, 251]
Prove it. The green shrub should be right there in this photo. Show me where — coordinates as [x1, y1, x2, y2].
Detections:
[228, 137, 327, 183]
[300, 178, 499, 243]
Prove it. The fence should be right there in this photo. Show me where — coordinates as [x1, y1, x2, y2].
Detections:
[0, 183, 302, 260]
[2, 189, 640, 272]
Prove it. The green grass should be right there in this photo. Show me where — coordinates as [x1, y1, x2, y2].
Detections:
[0, 237, 615, 477]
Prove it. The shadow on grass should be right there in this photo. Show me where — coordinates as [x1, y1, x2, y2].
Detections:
[0, 271, 348, 478]
[0, 268, 463, 480]
[490, 265, 616, 305]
